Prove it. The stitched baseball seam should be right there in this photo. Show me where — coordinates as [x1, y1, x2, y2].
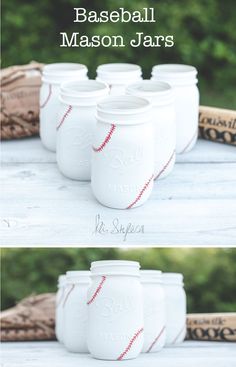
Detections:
[146, 326, 165, 353]
[154, 150, 175, 180]
[62, 284, 75, 308]
[117, 327, 144, 361]
[40, 84, 52, 109]
[92, 124, 116, 152]
[180, 129, 198, 154]
[87, 276, 106, 305]
[56, 105, 72, 130]
[172, 324, 186, 344]
[127, 174, 154, 209]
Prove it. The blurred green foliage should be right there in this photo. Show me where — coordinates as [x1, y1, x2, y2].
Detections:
[1, 248, 236, 312]
[1, 0, 236, 108]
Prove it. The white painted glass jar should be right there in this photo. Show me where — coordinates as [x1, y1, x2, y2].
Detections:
[55, 274, 66, 343]
[40, 63, 88, 151]
[87, 260, 143, 361]
[91, 96, 154, 209]
[141, 270, 166, 353]
[63, 270, 91, 353]
[127, 81, 176, 180]
[96, 63, 142, 96]
[162, 273, 186, 345]
[56, 80, 109, 181]
[151, 64, 199, 154]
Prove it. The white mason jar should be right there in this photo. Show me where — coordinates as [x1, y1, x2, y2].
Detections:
[126, 80, 176, 180]
[40, 63, 88, 151]
[63, 270, 91, 353]
[162, 273, 187, 345]
[55, 274, 66, 343]
[96, 63, 142, 96]
[91, 96, 154, 209]
[151, 64, 199, 154]
[141, 270, 166, 353]
[56, 80, 109, 180]
[87, 260, 144, 361]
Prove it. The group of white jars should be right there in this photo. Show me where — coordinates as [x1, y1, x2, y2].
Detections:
[40, 62, 199, 209]
[56, 260, 186, 361]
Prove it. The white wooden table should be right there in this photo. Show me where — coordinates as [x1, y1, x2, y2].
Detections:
[1, 137, 236, 246]
[1, 341, 236, 367]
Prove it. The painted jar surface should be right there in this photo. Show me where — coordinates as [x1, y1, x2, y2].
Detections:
[55, 274, 66, 344]
[56, 80, 109, 180]
[87, 260, 144, 361]
[40, 63, 88, 151]
[162, 273, 187, 345]
[91, 96, 154, 209]
[152, 64, 199, 154]
[127, 80, 176, 179]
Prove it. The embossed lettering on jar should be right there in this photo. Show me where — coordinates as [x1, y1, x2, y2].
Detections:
[127, 80, 176, 180]
[91, 96, 154, 209]
[141, 270, 166, 353]
[57, 80, 109, 180]
[151, 64, 199, 154]
[87, 260, 144, 360]
[40, 63, 88, 151]
[55, 274, 66, 344]
[162, 273, 187, 345]
[63, 271, 91, 353]
[96, 63, 142, 96]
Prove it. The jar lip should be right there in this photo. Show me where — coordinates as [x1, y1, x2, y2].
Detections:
[91, 260, 140, 268]
[43, 62, 88, 74]
[97, 63, 141, 75]
[97, 95, 151, 115]
[140, 270, 163, 283]
[162, 272, 184, 284]
[91, 260, 140, 276]
[152, 64, 197, 76]
[127, 80, 172, 94]
[66, 270, 90, 278]
[60, 80, 109, 100]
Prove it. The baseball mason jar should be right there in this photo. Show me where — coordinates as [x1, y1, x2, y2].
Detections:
[151, 64, 199, 154]
[87, 260, 144, 361]
[96, 63, 142, 96]
[40, 63, 88, 151]
[63, 270, 91, 353]
[91, 96, 154, 209]
[126, 80, 176, 180]
[162, 273, 187, 345]
[55, 274, 66, 344]
[56, 80, 109, 181]
[141, 270, 166, 353]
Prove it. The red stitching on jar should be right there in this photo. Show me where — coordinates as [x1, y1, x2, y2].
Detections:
[40, 84, 52, 109]
[180, 129, 198, 154]
[154, 150, 175, 180]
[146, 326, 165, 353]
[87, 276, 106, 305]
[127, 174, 154, 209]
[56, 105, 72, 130]
[172, 324, 186, 344]
[62, 284, 75, 308]
[117, 327, 144, 360]
[92, 124, 116, 152]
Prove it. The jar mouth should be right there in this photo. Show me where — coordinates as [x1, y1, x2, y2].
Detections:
[42, 63, 88, 84]
[91, 260, 140, 276]
[61, 80, 109, 96]
[66, 270, 90, 278]
[140, 270, 163, 283]
[43, 62, 87, 74]
[162, 272, 184, 285]
[96, 63, 142, 84]
[152, 64, 198, 86]
[97, 95, 151, 114]
[97, 63, 141, 74]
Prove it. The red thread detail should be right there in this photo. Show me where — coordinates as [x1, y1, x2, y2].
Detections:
[126, 174, 154, 209]
[40, 84, 52, 108]
[63, 284, 75, 308]
[87, 276, 106, 305]
[57, 105, 72, 130]
[154, 150, 175, 180]
[146, 326, 166, 353]
[117, 327, 144, 361]
[172, 324, 186, 344]
[180, 129, 198, 154]
[92, 124, 116, 152]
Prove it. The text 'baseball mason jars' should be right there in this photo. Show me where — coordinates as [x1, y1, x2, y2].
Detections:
[87, 260, 144, 360]
[56, 80, 109, 180]
[55, 274, 66, 344]
[151, 64, 199, 154]
[140, 270, 166, 353]
[96, 63, 142, 96]
[127, 80, 176, 180]
[162, 273, 187, 345]
[40, 63, 88, 151]
[91, 96, 154, 209]
[63, 271, 91, 353]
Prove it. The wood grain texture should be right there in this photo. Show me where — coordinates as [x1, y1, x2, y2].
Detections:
[1, 341, 236, 367]
[1, 138, 236, 246]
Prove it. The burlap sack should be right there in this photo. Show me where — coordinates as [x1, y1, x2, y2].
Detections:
[0, 293, 56, 341]
[0, 62, 43, 140]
